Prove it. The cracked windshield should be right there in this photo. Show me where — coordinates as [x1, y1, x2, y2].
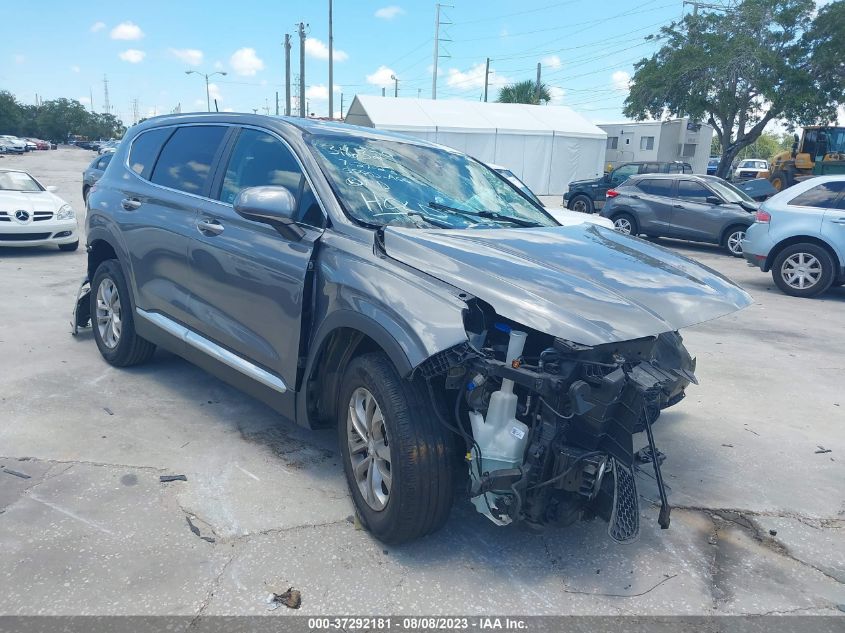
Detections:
[309, 137, 558, 229]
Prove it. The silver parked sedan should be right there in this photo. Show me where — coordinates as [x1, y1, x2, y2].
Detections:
[82, 153, 112, 202]
[742, 175, 845, 297]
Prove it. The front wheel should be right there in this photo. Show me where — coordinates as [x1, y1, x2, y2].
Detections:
[568, 195, 594, 214]
[90, 260, 156, 366]
[611, 212, 638, 235]
[722, 226, 746, 257]
[338, 352, 454, 544]
[771, 243, 835, 298]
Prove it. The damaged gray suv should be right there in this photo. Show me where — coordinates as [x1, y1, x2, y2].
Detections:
[73, 113, 751, 544]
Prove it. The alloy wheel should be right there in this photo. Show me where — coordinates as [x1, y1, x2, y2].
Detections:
[572, 198, 589, 214]
[613, 217, 633, 234]
[781, 252, 822, 290]
[727, 230, 745, 255]
[346, 387, 392, 511]
[95, 278, 122, 349]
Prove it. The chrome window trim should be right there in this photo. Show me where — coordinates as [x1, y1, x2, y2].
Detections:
[135, 308, 287, 394]
[125, 122, 328, 226]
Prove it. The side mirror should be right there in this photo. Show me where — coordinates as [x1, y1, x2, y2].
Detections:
[705, 195, 722, 205]
[46, 185, 58, 192]
[233, 186, 304, 240]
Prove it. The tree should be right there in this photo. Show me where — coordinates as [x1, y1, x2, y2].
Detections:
[711, 131, 792, 162]
[497, 80, 552, 105]
[624, 0, 845, 179]
[0, 91, 23, 135]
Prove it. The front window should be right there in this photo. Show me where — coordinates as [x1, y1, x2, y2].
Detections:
[0, 171, 43, 192]
[707, 178, 754, 203]
[308, 136, 557, 229]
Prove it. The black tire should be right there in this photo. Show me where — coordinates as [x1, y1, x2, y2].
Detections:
[82, 185, 90, 202]
[59, 240, 79, 252]
[568, 194, 594, 214]
[610, 212, 638, 235]
[90, 259, 156, 366]
[338, 352, 454, 544]
[770, 170, 792, 192]
[771, 243, 835, 298]
[721, 225, 747, 258]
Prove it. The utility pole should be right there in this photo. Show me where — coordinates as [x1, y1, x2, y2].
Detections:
[683, 1, 732, 15]
[275, 91, 279, 115]
[103, 74, 110, 114]
[284, 34, 292, 116]
[89, 87, 95, 112]
[328, 0, 334, 119]
[535, 62, 541, 103]
[340, 92, 344, 118]
[298, 23, 307, 117]
[431, 3, 453, 100]
[390, 74, 399, 97]
[483, 57, 491, 102]
[418, 88, 422, 98]
[382, 87, 386, 97]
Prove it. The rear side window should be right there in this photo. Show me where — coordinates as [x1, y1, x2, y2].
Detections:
[151, 126, 227, 195]
[637, 179, 673, 197]
[97, 154, 112, 170]
[128, 128, 171, 179]
[219, 128, 303, 204]
[677, 180, 712, 202]
[788, 181, 845, 209]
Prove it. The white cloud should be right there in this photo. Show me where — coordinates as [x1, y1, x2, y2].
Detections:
[611, 70, 631, 91]
[548, 86, 565, 104]
[305, 38, 348, 62]
[375, 5, 404, 19]
[110, 21, 144, 40]
[70, 65, 81, 73]
[119, 49, 146, 64]
[207, 83, 222, 102]
[13, 54, 25, 65]
[366, 65, 397, 88]
[90, 21, 106, 33]
[78, 96, 91, 106]
[306, 85, 330, 100]
[213, 60, 224, 70]
[229, 47, 264, 76]
[446, 62, 510, 90]
[542, 55, 562, 70]
[170, 48, 203, 66]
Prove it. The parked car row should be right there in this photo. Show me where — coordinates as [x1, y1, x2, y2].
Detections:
[0, 135, 55, 154]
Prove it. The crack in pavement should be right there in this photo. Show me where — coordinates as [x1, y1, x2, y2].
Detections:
[189, 548, 239, 627]
[0, 455, 165, 473]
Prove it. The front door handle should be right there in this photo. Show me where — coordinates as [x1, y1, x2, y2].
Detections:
[121, 197, 141, 211]
[197, 219, 224, 236]
[673, 204, 684, 208]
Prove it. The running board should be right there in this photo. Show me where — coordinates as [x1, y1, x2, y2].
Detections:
[135, 308, 287, 394]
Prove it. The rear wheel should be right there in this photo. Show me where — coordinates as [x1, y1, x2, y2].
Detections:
[611, 212, 638, 235]
[771, 243, 835, 298]
[568, 194, 594, 214]
[338, 352, 454, 544]
[90, 260, 156, 366]
[722, 226, 747, 257]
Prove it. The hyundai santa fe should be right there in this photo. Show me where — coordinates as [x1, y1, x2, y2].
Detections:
[73, 113, 750, 544]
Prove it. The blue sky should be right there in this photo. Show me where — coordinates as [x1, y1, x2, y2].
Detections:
[4, 0, 703, 124]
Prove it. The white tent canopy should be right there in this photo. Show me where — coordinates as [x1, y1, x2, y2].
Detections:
[344, 96, 607, 196]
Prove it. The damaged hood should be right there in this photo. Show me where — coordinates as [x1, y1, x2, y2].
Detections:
[383, 225, 752, 346]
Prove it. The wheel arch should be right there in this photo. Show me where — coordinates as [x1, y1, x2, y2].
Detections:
[765, 235, 841, 273]
[720, 222, 752, 245]
[295, 311, 427, 429]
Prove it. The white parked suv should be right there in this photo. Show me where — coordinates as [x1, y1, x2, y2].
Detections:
[0, 169, 79, 251]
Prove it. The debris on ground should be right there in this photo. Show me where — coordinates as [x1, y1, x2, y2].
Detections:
[160, 474, 188, 482]
[103, 407, 114, 416]
[635, 446, 665, 465]
[815, 446, 832, 454]
[744, 427, 760, 436]
[2, 467, 31, 479]
[721, 444, 734, 448]
[185, 515, 215, 543]
[769, 529, 777, 536]
[266, 588, 302, 610]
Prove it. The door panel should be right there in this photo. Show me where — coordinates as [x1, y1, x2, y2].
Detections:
[187, 127, 323, 387]
[669, 180, 720, 241]
[632, 179, 675, 235]
[820, 185, 845, 272]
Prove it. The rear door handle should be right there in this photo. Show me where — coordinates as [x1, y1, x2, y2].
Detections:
[197, 218, 224, 236]
[831, 218, 845, 225]
[673, 204, 684, 208]
[121, 197, 141, 211]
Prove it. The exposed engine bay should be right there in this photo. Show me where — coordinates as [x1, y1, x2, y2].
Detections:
[418, 301, 698, 543]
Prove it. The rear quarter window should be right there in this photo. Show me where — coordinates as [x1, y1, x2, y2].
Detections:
[128, 128, 172, 179]
[788, 181, 845, 209]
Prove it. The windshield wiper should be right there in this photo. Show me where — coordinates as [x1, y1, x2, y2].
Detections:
[428, 201, 542, 228]
[405, 210, 457, 229]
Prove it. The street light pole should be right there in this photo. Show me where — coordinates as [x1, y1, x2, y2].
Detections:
[390, 74, 399, 97]
[185, 70, 228, 112]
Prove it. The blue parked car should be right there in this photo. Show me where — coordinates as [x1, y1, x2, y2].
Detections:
[707, 157, 720, 176]
[742, 175, 845, 297]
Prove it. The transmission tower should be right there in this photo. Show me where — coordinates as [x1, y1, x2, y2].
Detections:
[103, 75, 110, 114]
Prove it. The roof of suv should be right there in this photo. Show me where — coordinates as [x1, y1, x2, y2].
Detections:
[129, 111, 441, 149]
[623, 173, 716, 182]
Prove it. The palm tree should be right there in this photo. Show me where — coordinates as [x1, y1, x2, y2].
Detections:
[496, 80, 551, 105]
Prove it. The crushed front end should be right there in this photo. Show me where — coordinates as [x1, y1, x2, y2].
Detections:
[418, 306, 697, 543]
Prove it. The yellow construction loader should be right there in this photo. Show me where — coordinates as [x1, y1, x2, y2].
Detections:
[769, 126, 845, 191]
